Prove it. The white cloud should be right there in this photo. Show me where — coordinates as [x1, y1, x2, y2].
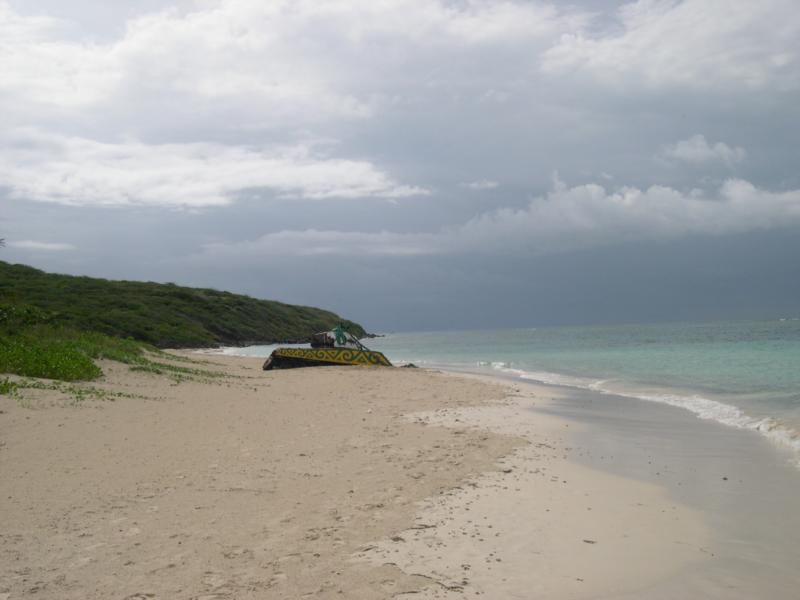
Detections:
[0, 129, 428, 206]
[542, 0, 800, 90]
[200, 229, 435, 258]
[0, 0, 585, 207]
[0, 3, 120, 113]
[462, 180, 500, 190]
[0, 0, 582, 127]
[7, 240, 76, 251]
[0, 1, 364, 123]
[661, 134, 746, 167]
[450, 178, 800, 254]
[192, 178, 800, 260]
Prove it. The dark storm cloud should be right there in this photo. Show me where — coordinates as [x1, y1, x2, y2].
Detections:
[2, 0, 799, 329]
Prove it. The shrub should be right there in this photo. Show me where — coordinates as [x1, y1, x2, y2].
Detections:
[0, 260, 366, 348]
[0, 330, 104, 381]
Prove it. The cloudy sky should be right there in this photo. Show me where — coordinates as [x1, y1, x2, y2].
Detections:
[2, 0, 799, 331]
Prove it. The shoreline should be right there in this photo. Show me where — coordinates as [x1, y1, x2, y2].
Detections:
[534, 382, 800, 599]
[1, 354, 796, 597]
[354, 378, 711, 599]
[212, 343, 800, 471]
[418, 361, 800, 472]
[428, 368, 800, 598]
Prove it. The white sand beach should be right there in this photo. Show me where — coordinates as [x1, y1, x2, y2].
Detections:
[1, 354, 789, 599]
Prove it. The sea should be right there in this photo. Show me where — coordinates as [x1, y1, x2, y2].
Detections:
[215, 319, 800, 468]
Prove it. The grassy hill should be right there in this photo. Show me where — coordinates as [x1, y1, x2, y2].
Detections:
[0, 261, 366, 348]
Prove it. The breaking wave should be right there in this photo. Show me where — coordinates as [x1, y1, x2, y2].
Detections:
[489, 364, 800, 469]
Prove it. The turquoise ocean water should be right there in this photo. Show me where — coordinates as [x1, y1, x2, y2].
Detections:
[218, 319, 800, 467]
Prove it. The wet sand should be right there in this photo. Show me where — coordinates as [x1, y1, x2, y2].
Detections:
[537, 385, 800, 599]
[0, 354, 747, 598]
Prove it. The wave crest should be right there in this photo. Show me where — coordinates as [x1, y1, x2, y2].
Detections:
[490, 364, 800, 469]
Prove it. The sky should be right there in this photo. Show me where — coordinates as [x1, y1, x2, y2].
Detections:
[1, 0, 799, 332]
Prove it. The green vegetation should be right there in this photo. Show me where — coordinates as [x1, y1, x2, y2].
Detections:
[0, 260, 366, 387]
[0, 377, 18, 395]
[0, 304, 230, 389]
[0, 302, 145, 381]
[0, 260, 366, 347]
[0, 329, 103, 381]
[0, 376, 149, 405]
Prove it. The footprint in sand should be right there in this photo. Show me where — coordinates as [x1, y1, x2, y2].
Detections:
[201, 573, 229, 589]
[222, 546, 254, 560]
[267, 572, 288, 587]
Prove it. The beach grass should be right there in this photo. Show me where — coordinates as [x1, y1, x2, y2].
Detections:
[1, 303, 143, 380]
[0, 376, 18, 395]
[0, 324, 149, 380]
[0, 328, 232, 383]
[0, 375, 150, 405]
[0, 302, 231, 384]
[0, 331, 103, 381]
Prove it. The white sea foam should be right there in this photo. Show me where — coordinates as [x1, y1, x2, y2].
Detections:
[490, 364, 800, 469]
[492, 365, 602, 390]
